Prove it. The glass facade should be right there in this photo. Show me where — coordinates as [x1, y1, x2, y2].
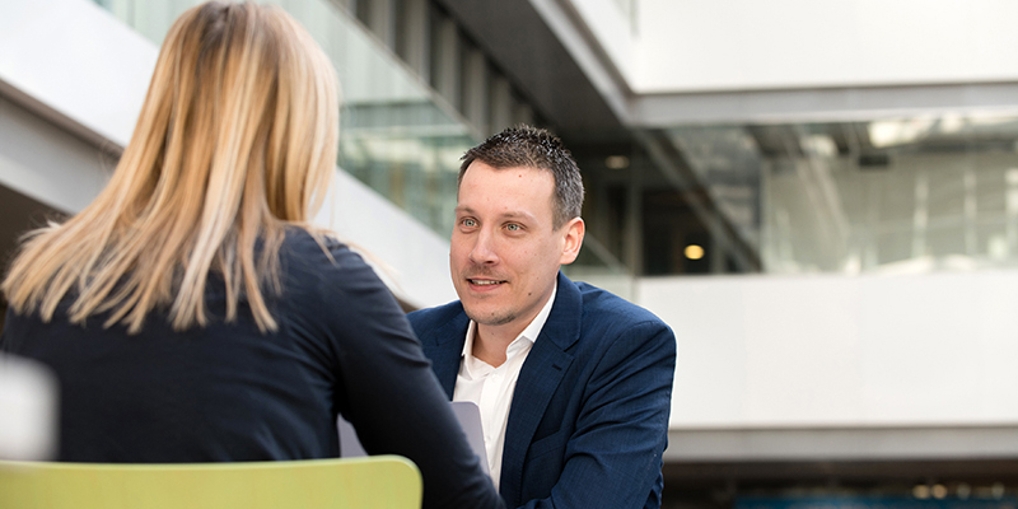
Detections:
[93, 0, 478, 238]
[662, 113, 1018, 275]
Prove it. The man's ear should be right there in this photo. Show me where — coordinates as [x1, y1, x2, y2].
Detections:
[559, 217, 585, 265]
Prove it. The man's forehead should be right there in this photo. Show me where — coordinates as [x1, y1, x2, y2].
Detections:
[459, 163, 554, 194]
[455, 205, 538, 220]
[456, 165, 556, 225]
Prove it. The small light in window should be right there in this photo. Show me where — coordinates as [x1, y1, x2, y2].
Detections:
[605, 155, 630, 169]
[932, 484, 948, 499]
[684, 244, 705, 260]
[957, 483, 971, 500]
[913, 485, 930, 499]
[991, 482, 1005, 499]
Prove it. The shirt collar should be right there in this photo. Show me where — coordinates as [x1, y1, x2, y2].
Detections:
[461, 281, 558, 359]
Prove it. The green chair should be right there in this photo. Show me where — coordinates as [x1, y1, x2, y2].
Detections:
[0, 455, 422, 509]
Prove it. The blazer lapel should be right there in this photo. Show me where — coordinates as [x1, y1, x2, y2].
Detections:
[499, 272, 582, 504]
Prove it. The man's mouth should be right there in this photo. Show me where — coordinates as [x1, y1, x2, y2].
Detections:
[467, 278, 506, 286]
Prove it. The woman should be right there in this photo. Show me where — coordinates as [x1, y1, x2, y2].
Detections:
[0, 3, 501, 508]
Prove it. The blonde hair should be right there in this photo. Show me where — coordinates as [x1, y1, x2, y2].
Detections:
[2, 1, 340, 334]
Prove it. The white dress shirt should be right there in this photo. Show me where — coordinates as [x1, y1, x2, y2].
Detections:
[453, 283, 557, 490]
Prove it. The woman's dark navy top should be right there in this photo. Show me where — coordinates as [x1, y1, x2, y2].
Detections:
[1, 230, 502, 509]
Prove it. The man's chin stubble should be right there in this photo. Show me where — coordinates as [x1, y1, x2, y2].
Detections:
[466, 310, 517, 327]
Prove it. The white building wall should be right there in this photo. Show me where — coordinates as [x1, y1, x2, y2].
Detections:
[0, 96, 111, 215]
[638, 271, 1018, 430]
[555, 0, 1018, 124]
[635, 0, 1018, 93]
[0, 0, 154, 149]
[561, 0, 636, 82]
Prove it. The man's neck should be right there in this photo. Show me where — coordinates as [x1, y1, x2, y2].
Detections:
[473, 321, 526, 367]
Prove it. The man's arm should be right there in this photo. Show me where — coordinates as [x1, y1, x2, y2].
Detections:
[519, 320, 676, 509]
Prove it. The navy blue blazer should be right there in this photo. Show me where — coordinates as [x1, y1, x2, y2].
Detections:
[408, 272, 676, 509]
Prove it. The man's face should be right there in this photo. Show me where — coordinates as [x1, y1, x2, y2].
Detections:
[450, 161, 584, 332]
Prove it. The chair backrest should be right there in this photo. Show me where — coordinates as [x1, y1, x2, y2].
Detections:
[0, 455, 421, 509]
[0, 354, 58, 460]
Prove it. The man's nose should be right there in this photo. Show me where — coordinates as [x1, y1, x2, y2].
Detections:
[469, 229, 499, 265]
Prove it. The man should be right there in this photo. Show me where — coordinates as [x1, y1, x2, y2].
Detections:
[408, 125, 676, 509]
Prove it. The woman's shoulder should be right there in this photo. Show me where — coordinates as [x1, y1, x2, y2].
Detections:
[276, 227, 401, 330]
[282, 227, 354, 264]
[279, 227, 376, 290]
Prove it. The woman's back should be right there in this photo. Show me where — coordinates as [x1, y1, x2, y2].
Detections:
[2, 230, 503, 508]
[3, 231, 370, 461]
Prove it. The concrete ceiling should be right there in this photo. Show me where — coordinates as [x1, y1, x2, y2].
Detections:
[433, 0, 625, 139]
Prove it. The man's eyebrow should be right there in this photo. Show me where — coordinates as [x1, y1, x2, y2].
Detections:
[500, 211, 536, 221]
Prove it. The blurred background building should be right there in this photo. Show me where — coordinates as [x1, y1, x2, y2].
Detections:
[3, 0, 1018, 507]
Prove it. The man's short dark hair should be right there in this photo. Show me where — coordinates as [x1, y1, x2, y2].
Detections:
[460, 125, 584, 229]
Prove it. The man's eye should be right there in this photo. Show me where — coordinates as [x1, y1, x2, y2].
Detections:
[506, 223, 521, 232]
[461, 218, 477, 227]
